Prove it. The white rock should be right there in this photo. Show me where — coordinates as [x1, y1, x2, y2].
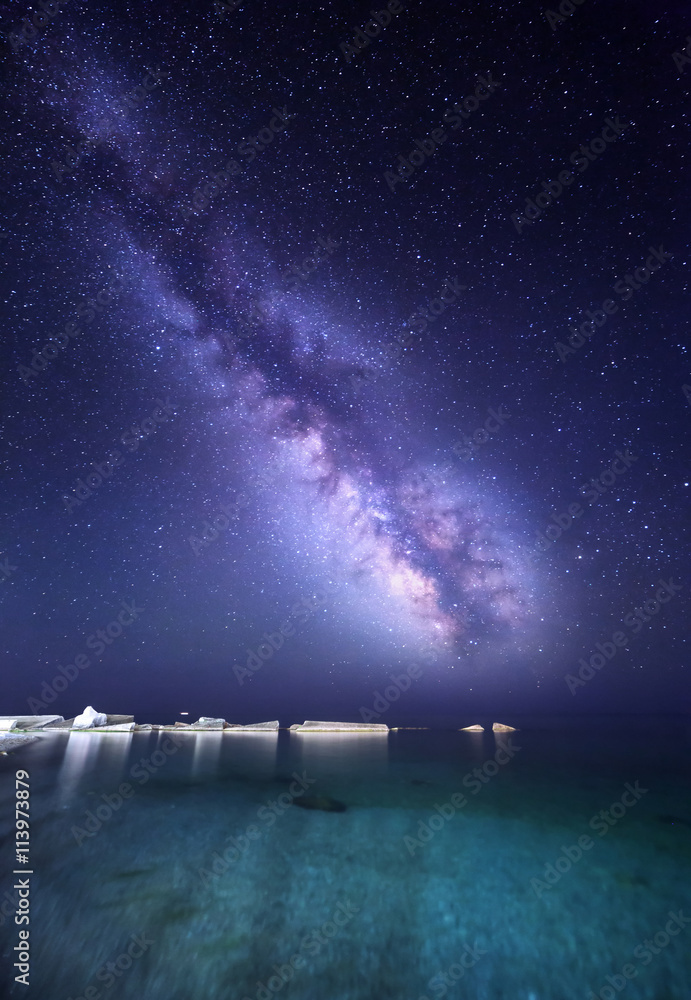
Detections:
[229, 720, 279, 731]
[292, 720, 388, 732]
[0, 716, 63, 730]
[94, 722, 136, 731]
[72, 706, 108, 729]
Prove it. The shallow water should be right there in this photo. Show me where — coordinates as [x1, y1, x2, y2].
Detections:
[2, 717, 690, 1000]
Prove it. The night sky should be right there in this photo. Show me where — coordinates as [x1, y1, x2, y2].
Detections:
[1, 0, 689, 725]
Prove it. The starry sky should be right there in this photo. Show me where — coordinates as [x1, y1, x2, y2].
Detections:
[1, 0, 689, 725]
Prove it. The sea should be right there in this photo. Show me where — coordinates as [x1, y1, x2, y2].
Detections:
[1, 715, 690, 1000]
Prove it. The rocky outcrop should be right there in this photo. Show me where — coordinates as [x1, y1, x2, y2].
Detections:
[291, 720, 389, 732]
[0, 716, 64, 730]
[492, 722, 518, 732]
[72, 707, 108, 729]
[187, 717, 226, 730]
[226, 721, 279, 731]
[93, 722, 136, 732]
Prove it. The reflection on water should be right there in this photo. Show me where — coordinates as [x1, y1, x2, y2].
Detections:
[1, 720, 690, 1000]
[191, 731, 223, 777]
[57, 733, 117, 806]
[293, 732, 389, 780]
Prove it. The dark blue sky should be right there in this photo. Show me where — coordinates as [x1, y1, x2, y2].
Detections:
[1, 0, 689, 724]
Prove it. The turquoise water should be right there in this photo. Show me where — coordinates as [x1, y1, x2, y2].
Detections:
[1, 718, 690, 1000]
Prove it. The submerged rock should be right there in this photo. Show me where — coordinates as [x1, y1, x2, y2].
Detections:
[460, 724, 484, 732]
[657, 814, 691, 829]
[492, 722, 518, 732]
[0, 734, 41, 754]
[294, 795, 347, 812]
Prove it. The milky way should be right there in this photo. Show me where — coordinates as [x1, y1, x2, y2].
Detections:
[3, 0, 688, 719]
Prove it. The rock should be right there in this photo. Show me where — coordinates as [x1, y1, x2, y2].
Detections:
[72, 706, 108, 729]
[42, 718, 76, 729]
[294, 795, 347, 812]
[460, 724, 484, 732]
[227, 721, 279, 731]
[0, 734, 41, 753]
[188, 717, 226, 730]
[94, 722, 136, 732]
[105, 715, 134, 725]
[492, 722, 518, 732]
[292, 720, 388, 732]
[0, 716, 64, 730]
[657, 814, 691, 829]
[173, 722, 190, 728]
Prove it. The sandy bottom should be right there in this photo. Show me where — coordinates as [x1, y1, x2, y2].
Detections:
[2, 724, 690, 1000]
